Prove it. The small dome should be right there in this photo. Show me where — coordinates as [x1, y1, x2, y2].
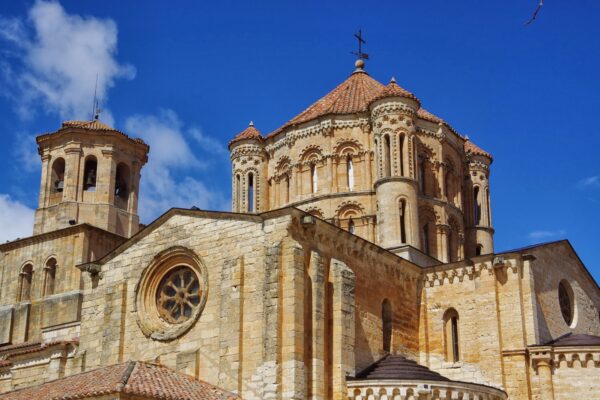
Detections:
[370, 78, 420, 105]
[229, 121, 263, 147]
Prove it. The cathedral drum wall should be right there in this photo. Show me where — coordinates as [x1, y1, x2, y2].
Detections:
[266, 124, 377, 241]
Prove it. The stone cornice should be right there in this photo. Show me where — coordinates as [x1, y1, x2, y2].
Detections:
[0, 224, 125, 252]
[423, 254, 521, 287]
[264, 117, 371, 154]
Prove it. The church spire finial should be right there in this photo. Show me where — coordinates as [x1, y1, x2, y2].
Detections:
[351, 29, 369, 73]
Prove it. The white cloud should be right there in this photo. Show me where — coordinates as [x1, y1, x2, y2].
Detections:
[577, 176, 599, 188]
[124, 109, 227, 222]
[189, 128, 229, 157]
[15, 132, 41, 173]
[527, 230, 566, 240]
[0, 0, 134, 121]
[0, 194, 34, 242]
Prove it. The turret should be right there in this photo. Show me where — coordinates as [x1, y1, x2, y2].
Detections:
[34, 120, 149, 237]
[370, 75, 422, 251]
[464, 139, 494, 256]
[229, 122, 268, 213]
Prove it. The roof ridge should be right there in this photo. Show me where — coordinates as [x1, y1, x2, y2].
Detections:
[116, 360, 137, 391]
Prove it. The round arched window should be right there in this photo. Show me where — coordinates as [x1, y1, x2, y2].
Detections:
[558, 280, 574, 327]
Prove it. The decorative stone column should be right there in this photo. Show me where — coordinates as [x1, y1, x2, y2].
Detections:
[331, 259, 355, 400]
[309, 252, 328, 400]
[531, 350, 554, 400]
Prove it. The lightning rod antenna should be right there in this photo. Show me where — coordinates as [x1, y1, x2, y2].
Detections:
[91, 73, 99, 121]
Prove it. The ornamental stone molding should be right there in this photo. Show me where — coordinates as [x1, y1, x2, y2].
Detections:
[529, 347, 600, 371]
[347, 380, 507, 400]
[265, 117, 371, 153]
[371, 102, 417, 119]
[134, 246, 208, 341]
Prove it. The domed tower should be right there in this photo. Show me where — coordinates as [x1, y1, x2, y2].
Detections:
[370, 75, 422, 250]
[464, 139, 494, 256]
[34, 120, 149, 237]
[229, 122, 268, 213]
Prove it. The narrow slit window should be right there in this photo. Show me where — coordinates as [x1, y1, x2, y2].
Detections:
[444, 309, 460, 363]
[384, 135, 391, 177]
[235, 174, 241, 211]
[418, 158, 426, 194]
[346, 155, 354, 190]
[43, 258, 57, 296]
[474, 187, 481, 225]
[348, 218, 355, 234]
[382, 299, 392, 353]
[399, 134, 405, 176]
[248, 173, 255, 212]
[285, 175, 290, 203]
[18, 264, 33, 302]
[311, 163, 318, 194]
[422, 223, 430, 255]
[399, 200, 407, 243]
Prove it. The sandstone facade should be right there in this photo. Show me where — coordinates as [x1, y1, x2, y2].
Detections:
[0, 61, 598, 400]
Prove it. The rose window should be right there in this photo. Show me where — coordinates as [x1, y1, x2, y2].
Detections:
[156, 266, 201, 324]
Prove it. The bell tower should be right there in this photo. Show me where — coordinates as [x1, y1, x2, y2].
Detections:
[34, 120, 149, 238]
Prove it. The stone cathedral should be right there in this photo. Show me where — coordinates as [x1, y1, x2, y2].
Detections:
[0, 59, 598, 400]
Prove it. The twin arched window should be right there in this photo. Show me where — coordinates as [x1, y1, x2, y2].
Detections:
[18, 259, 59, 301]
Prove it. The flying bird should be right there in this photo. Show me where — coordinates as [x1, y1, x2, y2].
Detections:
[525, 0, 544, 25]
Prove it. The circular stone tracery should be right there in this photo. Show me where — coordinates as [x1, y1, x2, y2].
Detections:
[135, 247, 208, 341]
[156, 266, 201, 323]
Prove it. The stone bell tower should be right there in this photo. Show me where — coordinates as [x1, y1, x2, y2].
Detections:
[34, 120, 149, 238]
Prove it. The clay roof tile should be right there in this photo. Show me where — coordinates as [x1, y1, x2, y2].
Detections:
[371, 78, 420, 104]
[229, 122, 263, 146]
[464, 139, 492, 159]
[0, 361, 241, 400]
[267, 70, 385, 137]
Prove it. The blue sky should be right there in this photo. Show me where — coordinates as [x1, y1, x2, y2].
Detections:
[0, 1, 599, 281]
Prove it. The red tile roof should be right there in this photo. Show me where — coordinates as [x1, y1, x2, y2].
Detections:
[267, 70, 385, 137]
[37, 119, 149, 149]
[229, 121, 263, 146]
[0, 361, 241, 400]
[542, 333, 600, 347]
[371, 78, 420, 104]
[416, 108, 444, 124]
[349, 354, 450, 382]
[464, 139, 492, 159]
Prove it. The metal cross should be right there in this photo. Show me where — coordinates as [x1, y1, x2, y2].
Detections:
[352, 29, 369, 60]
